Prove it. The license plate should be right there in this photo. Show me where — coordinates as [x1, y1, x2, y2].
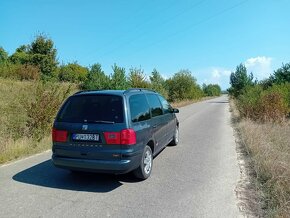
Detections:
[72, 134, 99, 141]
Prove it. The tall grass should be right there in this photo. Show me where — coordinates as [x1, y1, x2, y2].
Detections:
[231, 98, 290, 217]
[0, 79, 77, 164]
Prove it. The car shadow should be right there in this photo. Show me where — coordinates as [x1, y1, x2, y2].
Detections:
[12, 160, 141, 193]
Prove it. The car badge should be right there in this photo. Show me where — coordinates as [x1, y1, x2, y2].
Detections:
[82, 124, 88, 130]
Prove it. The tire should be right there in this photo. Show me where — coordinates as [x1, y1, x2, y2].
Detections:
[170, 126, 179, 146]
[133, 145, 153, 180]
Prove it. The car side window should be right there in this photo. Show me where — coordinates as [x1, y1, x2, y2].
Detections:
[146, 94, 163, 117]
[158, 95, 172, 114]
[129, 94, 150, 122]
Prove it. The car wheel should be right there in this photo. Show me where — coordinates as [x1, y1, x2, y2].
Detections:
[170, 126, 179, 146]
[133, 145, 153, 180]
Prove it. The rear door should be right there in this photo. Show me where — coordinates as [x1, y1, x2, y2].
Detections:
[146, 93, 168, 151]
[53, 94, 126, 161]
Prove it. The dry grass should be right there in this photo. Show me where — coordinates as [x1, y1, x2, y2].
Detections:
[0, 136, 51, 164]
[231, 98, 290, 217]
[0, 78, 77, 164]
[239, 121, 290, 217]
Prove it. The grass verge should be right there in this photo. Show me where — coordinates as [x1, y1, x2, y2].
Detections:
[0, 78, 76, 164]
[0, 136, 51, 164]
[230, 98, 290, 217]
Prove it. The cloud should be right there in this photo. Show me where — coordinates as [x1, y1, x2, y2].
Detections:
[200, 56, 273, 90]
[202, 67, 232, 89]
[244, 56, 272, 80]
[212, 69, 221, 78]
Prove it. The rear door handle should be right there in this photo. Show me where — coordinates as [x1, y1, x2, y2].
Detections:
[153, 124, 157, 128]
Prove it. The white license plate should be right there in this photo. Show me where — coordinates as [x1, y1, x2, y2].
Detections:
[72, 134, 99, 141]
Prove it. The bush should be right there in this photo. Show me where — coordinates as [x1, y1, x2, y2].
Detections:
[16, 64, 40, 80]
[0, 62, 19, 79]
[202, 84, 222, 96]
[258, 91, 288, 122]
[237, 85, 263, 119]
[237, 83, 289, 122]
[0, 63, 40, 80]
[58, 62, 88, 83]
[22, 82, 73, 141]
[268, 83, 290, 115]
[166, 70, 203, 102]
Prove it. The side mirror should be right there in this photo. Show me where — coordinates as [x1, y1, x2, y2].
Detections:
[171, 108, 179, 113]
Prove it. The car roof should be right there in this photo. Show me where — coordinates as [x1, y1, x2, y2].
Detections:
[74, 90, 125, 96]
[73, 89, 156, 97]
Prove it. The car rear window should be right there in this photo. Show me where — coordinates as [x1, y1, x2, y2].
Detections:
[56, 95, 124, 123]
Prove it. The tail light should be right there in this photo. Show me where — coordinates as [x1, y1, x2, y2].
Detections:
[120, 128, 136, 145]
[104, 128, 136, 145]
[104, 132, 121, 144]
[52, 128, 68, 142]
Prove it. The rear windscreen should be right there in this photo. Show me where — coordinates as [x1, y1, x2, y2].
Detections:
[56, 95, 124, 123]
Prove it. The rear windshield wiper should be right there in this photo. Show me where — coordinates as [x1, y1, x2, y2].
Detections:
[84, 120, 115, 124]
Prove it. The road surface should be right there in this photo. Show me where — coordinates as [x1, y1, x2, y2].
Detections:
[0, 95, 242, 218]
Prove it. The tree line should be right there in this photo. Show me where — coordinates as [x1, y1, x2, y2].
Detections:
[0, 34, 221, 102]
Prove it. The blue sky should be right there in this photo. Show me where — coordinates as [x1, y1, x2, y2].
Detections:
[1, 0, 290, 89]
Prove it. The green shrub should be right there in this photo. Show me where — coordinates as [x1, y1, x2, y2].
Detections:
[237, 85, 263, 119]
[166, 70, 202, 102]
[237, 83, 290, 122]
[0, 62, 40, 80]
[0, 62, 19, 79]
[22, 82, 73, 141]
[58, 62, 88, 83]
[202, 84, 222, 96]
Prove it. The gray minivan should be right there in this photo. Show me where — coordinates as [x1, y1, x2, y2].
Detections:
[52, 88, 179, 180]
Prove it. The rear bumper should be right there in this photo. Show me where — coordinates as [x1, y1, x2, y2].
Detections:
[52, 153, 141, 174]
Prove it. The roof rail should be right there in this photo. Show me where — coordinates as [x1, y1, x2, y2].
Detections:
[73, 89, 105, 95]
[123, 88, 156, 94]
[73, 90, 86, 95]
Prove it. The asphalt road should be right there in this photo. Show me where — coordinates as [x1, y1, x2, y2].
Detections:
[0, 95, 242, 218]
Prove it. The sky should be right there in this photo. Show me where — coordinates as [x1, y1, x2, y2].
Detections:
[1, 0, 290, 89]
